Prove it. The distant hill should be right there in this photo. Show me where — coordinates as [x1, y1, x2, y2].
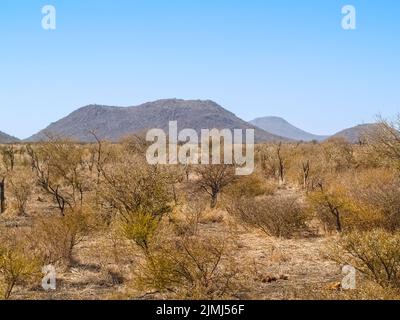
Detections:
[250, 116, 328, 141]
[27, 99, 287, 143]
[331, 123, 380, 143]
[0, 131, 20, 144]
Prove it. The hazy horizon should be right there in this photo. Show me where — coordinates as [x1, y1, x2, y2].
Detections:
[1, 0, 399, 139]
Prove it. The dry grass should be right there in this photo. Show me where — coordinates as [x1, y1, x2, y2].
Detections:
[1, 139, 400, 300]
[1, 208, 344, 300]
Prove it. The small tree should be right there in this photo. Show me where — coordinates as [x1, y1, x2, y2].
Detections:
[194, 164, 236, 208]
[27, 139, 91, 215]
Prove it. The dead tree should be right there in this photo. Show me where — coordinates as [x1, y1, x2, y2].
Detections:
[0, 177, 5, 214]
[302, 160, 310, 190]
[276, 143, 285, 184]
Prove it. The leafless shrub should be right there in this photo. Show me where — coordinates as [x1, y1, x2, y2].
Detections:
[30, 207, 96, 267]
[224, 173, 276, 199]
[98, 154, 172, 223]
[8, 169, 34, 216]
[170, 194, 208, 237]
[347, 169, 400, 231]
[227, 195, 309, 238]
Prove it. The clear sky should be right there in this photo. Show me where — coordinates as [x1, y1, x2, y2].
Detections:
[0, 0, 399, 139]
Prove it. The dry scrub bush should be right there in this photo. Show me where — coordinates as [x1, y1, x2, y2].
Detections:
[99, 154, 172, 223]
[99, 153, 174, 256]
[257, 143, 292, 183]
[330, 230, 400, 291]
[8, 169, 34, 216]
[121, 211, 160, 253]
[307, 183, 350, 233]
[224, 173, 276, 199]
[27, 140, 92, 215]
[30, 207, 96, 267]
[308, 169, 400, 233]
[120, 134, 150, 156]
[284, 144, 326, 191]
[366, 116, 400, 170]
[353, 144, 390, 170]
[134, 232, 241, 299]
[0, 229, 42, 300]
[321, 138, 356, 173]
[344, 169, 400, 231]
[169, 194, 208, 237]
[256, 140, 356, 191]
[120, 195, 242, 299]
[307, 175, 372, 233]
[0, 145, 17, 172]
[194, 164, 237, 208]
[227, 195, 309, 238]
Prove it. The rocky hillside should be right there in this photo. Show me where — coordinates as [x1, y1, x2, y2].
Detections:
[27, 99, 287, 143]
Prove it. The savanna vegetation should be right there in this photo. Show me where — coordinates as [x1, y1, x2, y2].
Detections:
[1, 117, 400, 300]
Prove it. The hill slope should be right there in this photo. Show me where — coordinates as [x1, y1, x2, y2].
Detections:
[331, 123, 379, 143]
[0, 131, 20, 144]
[27, 99, 287, 143]
[250, 116, 328, 141]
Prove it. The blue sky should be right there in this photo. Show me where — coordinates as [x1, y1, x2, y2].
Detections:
[0, 0, 399, 139]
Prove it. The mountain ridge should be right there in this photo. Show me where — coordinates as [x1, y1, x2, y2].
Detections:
[27, 99, 288, 143]
[0, 131, 20, 144]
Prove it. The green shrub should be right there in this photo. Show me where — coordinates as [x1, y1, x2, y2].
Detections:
[135, 234, 240, 299]
[0, 230, 42, 300]
[121, 211, 160, 252]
